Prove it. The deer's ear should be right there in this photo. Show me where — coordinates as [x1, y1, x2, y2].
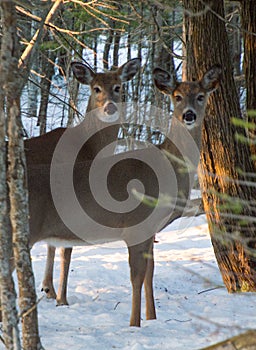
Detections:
[71, 62, 95, 85]
[201, 65, 222, 93]
[118, 58, 141, 82]
[153, 67, 176, 95]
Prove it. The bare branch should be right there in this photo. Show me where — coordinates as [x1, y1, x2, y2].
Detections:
[18, 0, 63, 69]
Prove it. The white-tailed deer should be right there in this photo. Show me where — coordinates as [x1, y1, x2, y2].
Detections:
[24, 65, 221, 327]
[39, 58, 141, 304]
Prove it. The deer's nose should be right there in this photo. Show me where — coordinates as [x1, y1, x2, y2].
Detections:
[183, 110, 196, 125]
[104, 102, 118, 115]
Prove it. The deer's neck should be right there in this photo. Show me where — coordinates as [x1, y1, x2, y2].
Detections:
[157, 117, 203, 217]
[80, 98, 121, 160]
[160, 117, 202, 169]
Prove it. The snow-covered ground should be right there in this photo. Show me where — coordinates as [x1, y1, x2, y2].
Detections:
[2, 214, 255, 350]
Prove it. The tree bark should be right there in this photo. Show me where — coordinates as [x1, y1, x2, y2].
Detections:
[0, 36, 21, 350]
[113, 30, 121, 69]
[0, 1, 43, 349]
[0, 3, 22, 349]
[8, 100, 43, 350]
[240, 0, 256, 111]
[67, 44, 82, 126]
[183, 0, 256, 292]
[103, 22, 114, 70]
[226, 3, 241, 77]
[37, 49, 55, 134]
[240, 0, 256, 166]
[27, 8, 40, 119]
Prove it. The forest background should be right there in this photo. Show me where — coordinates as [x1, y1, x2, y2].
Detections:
[0, 0, 256, 349]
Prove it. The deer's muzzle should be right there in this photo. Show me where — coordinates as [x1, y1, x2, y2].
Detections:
[104, 102, 118, 115]
[183, 110, 197, 125]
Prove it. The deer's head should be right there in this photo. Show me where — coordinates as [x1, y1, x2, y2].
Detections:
[71, 58, 141, 122]
[153, 65, 222, 129]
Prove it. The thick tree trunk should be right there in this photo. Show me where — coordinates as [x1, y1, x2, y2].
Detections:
[0, 60, 21, 350]
[0, 1, 43, 349]
[0, 3, 22, 349]
[240, 0, 256, 166]
[7, 102, 43, 350]
[183, 0, 256, 292]
[240, 0, 256, 111]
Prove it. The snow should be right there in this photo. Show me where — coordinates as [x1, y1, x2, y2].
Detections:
[2, 214, 256, 349]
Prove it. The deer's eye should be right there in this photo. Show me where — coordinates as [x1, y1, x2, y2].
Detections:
[93, 86, 101, 93]
[197, 94, 205, 102]
[174, 95, 182, 102]
[114, 85, 121, 93]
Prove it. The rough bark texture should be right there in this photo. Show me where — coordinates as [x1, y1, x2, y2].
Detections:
[0, 89, 21, 350]
[183, 0, 256, 292]
[103, 21, 114, 70]
[8, 103, 43, 350]
[0, 3, 21, 349]
[27, 9, 41, 119]
[240, 0, 256, 111]
[0, 1, 43, 349]
[240, 0, 256, 166]
[37, 49, 55, 134]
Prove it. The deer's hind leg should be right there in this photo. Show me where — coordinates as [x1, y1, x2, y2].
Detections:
[144, 238, 156, 321]
[42, 246, 72, 305]
[128, 236, 156, 327]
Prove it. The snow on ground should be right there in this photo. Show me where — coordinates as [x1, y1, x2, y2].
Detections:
[2, 215, 256, 349]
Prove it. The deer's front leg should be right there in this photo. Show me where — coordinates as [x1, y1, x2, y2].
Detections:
[128, 237, 154, 327]
[56, 247, 72, 306]
[41, 245, 57, 299]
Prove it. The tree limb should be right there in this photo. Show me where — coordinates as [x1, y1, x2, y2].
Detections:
[18, 0, 63, 74]
[200, 330, 256, 350]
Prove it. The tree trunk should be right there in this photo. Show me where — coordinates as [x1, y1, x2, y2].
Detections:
[67, 45, 82, 126]
[0, 6, 21, 345]
[240, 0, 256, 166]
[240, 0, 256, 111]
[37, 49, 55, 134]
[67, 71, 80, 126]
[0, 1, 43, 349]
[0, 3, 21, 349]
[183, 0, 256, 292]
[113, 30, 121, 69]
[226, 3, 241, 77]
[112, 3, 122, 68]
[27, 9, 40, 119]
[103, 22, 114, 70]
[8, 99, 43, 350]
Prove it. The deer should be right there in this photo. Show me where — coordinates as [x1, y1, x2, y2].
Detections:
[24, 64, 221, 327]
[37, 58, 141, 304]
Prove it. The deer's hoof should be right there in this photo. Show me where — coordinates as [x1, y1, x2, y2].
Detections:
[41, 285, 57, 299]
[56, 299, 69, 306]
